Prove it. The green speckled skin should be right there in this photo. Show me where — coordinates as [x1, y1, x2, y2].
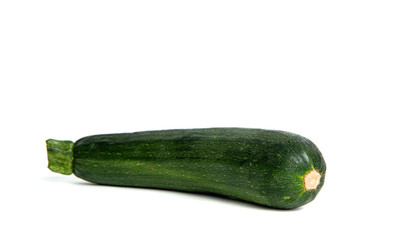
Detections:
[71, 128, 326, 209]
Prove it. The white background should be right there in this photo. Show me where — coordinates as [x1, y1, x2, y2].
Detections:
[1, 1, 393, 239]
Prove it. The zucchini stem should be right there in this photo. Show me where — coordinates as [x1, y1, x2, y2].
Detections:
[46, 139, 74, 175]
[304, 169, 321, 190]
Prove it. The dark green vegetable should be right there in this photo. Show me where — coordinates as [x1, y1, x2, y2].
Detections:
[47, 128, 326, 209]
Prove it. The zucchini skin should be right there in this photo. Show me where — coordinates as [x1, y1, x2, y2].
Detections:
[71, 128, 326, 209]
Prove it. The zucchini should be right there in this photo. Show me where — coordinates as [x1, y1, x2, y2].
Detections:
[46, 128, 326, 209]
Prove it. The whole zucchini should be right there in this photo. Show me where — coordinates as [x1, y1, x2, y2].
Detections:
[46, 128, 326, 209]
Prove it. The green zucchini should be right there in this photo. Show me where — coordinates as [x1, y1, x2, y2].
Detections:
[46, 128, 326, 209]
